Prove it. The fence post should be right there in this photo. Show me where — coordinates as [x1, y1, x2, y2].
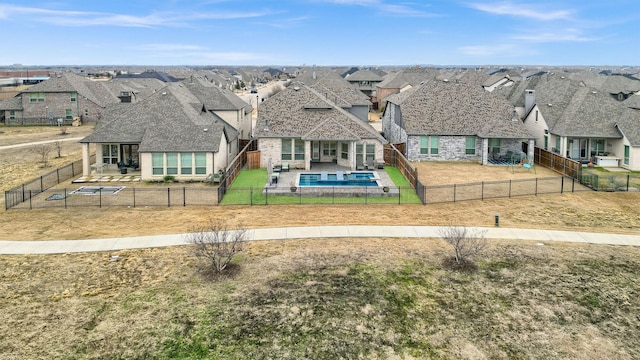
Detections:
[99, 186, 102, 208]
[481, 182, 484, 200]
[561, 177, 564, 194]
[57, 168, 60, 184]
[453, 184, 456, 202]
[64, 188, 67, 209]
[509, 180, 512, 198]
[40, 176, 44, 192]
[535, 178, 538, 196]
[71, 162, 75, 176]
[250, 187, 253, 206]
[133, 187, 136, 207]
[29, 190, 32, 210]
[627, 175, 630, 192]
[572, 177, 575, 192]
[183, 187, 186, 206]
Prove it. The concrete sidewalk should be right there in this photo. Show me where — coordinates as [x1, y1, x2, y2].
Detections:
[1, 226, 639, 255]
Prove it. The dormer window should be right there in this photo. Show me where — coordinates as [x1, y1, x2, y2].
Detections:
[618, 92, 625, 101]
[70, 92, 77, 102]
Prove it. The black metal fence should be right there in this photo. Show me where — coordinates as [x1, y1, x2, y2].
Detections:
[4, 156, 93, 210]
[421, 176, 587, 204]
[580, 173, 640, 192]
[7, 186, 219, 210]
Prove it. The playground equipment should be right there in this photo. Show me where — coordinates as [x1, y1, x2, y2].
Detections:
[507, 152, 536, 174]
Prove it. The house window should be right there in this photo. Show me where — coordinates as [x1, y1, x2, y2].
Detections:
[465, 137, 476, 155]
[430, 136, 439, 155]
[535, 110, 538, 122]
[420, 136, 439, 155]
[70, 92, 77, 102]
[294, 139, 305, 160]
[341, 143, 348, 159]
[323, 142, 336, 156]
[555, 137, 560, 153]
[195, 153, 206, 174]
[84, 109, 89, 116]
[366, 144, 375, 160]
[181, 153, 192, 175]
[544, 136, 549, 150]
[591, 139, 605, 156]
[102, 144, 119, 164]
[152, 153, 164, 175]
[489, 139, 501, 158]
[65, 109, 73, 120]
[281, 139, 292, 160]
[29, 92, 45, 102]
[9, 111, 15, 120]
[166, 153, 178, 175]
[624, 146, 630, 166]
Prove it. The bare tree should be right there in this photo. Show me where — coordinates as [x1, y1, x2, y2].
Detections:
[33, 144, 52, 167]
[439, 225, 488, 266]
[186, 219, 246, 274]
[54, 141, 63, 158]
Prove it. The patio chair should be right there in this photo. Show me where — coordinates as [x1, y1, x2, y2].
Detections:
[499, 151, 514, 163]
[365, 156, 375, 170]
[281, 162, 290, 172]
[356, 158, 365, 170]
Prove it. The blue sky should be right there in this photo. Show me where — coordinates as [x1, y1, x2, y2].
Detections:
[0, 0, 637, 66]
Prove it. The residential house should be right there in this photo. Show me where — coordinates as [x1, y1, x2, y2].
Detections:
[79, 82, 237, 181]
[182, 76, 252, 141]
[0, 71, 165, 125]
[253, 82, 387, 171]
[344, 69, 384, 99]
[382, 79, 534, 164]
[295, 68, 372, 122]
[521, 73, 640, 170]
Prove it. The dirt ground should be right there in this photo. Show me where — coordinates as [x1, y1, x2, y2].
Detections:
[0, 126, 639, 241]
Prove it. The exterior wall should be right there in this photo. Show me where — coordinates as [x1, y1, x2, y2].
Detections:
[406, 135, 482, 162]
[523, 105, 549, 149]
[348, 105, 369, 122]
[382, 103, 408, 145]
[20, 92, 102, 124]
[375, 87, 399, 106]
[214, 109, 252, 140]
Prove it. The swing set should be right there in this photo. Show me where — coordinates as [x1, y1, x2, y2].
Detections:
[507, 152, 536, 174]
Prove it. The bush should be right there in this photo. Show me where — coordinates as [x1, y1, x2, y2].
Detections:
[439, 225, 488, 270]
[185, 219, 246, 276]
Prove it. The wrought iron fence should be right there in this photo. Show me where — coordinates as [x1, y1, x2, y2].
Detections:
[580, 173, 640, 192]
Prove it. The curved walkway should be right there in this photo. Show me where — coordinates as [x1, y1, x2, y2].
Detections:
[1, 226, 640, 255]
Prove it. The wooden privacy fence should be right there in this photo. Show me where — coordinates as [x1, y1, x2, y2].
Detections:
[384, 143, 418, 188]
[218, 140, 257, 203]
[534, 147, 581, 178]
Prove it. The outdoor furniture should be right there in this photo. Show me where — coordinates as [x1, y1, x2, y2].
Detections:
[270, 172, 280, 184]
[281, 162, 290, 172]
[356, 158, 365, 170]
[374, 160, 384, 169]
[273, 164, 282, 172]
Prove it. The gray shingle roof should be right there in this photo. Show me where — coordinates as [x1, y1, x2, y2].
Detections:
[346, 69, 384, 82]
[615, 108, 640, 146]
[182, 77, 249, 111]
[254, 82, 384, 142]
[24, 72, 108, 106]
[388, 80, 532, 139]
[532, 76, 623, 138]
[81, 83, 230, 152]
[0, 96, 22, 110]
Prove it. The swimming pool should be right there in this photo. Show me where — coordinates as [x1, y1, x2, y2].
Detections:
[296, 171, 381, 187]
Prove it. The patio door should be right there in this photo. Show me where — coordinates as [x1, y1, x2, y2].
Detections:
[312, 141, 320, 162]
[121, 144, 139, 167]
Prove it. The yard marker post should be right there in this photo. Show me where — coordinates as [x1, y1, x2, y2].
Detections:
[99, 186, 102, 208]
[64, 188, 67, 209]
[627, 175, 630, 192]
[509, 180, 512, 198]
[572, 177, 575, 192]
[40, 176, 44, 192]
[29, 190, 32, 210]
[133, 187, 136, 208]
[453, 184, 456, 202]
[481, 182, 484, 200]
[167, 188, 170, 207]
[57, 168, 60, 184]
[535, 178, 538, 196]
[183, 187, 186, 206]
[561, 177, 564, 194]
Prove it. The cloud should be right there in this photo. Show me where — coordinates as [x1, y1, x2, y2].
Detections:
[319, 0, 439, 17]
[512, 29, 597, 43]
[458, 43, 521, 56]
[467, 2, 573, 21]
[0, 4, 272, 28]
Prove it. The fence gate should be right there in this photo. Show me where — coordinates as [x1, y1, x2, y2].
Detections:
[246, 150, 261, 170]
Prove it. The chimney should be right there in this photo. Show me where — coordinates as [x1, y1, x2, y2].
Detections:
[524, 89, 535, 114]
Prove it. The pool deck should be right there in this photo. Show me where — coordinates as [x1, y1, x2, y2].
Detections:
[264, 163, 396, 195]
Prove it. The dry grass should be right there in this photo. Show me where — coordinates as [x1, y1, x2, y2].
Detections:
[2, 239, 640, 359]
[2, 127, 640, 359]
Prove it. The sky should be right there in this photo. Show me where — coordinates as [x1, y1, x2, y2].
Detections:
[0, 0, 638, 67]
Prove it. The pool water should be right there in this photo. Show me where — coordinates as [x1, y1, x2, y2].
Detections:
[297, 171, 379, 187]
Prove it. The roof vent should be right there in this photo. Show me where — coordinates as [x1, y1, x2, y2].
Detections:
[547, 103, 552, 107]
[203, 128, 208, 132]
[591, 91, 597, 94]
[443, 79, 449, 82]
[162, 92, 167, 95]
[293, 86, 300, 91]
